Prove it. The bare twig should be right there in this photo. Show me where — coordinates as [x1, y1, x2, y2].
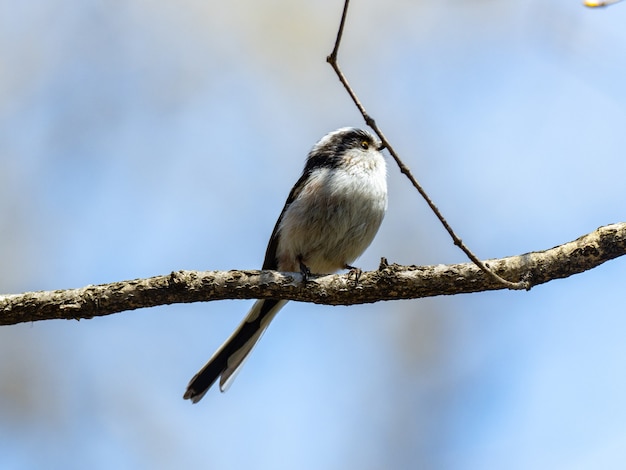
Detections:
[326, 0, 529, 290]
[584, 0, 622, 7]
[2, 223, 625, 326]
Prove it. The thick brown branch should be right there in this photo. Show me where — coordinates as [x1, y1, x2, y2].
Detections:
[1, 223, 624, 326]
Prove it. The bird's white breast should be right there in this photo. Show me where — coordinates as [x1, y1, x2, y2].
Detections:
[276, 148, 387, 274]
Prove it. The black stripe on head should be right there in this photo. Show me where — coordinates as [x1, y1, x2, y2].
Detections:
[303, 128, 378, 174]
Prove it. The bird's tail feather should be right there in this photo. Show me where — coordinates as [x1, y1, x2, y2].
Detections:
[183, 299, 287, 403]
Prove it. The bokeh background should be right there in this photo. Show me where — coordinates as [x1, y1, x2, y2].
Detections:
[1, 0, 626, 468]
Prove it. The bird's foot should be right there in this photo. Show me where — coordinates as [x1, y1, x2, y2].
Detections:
[345, 264, 362, 284]
[298, 257, 311, 283]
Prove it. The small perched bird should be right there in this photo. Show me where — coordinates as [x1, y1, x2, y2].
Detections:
[184, 127, 388, 403]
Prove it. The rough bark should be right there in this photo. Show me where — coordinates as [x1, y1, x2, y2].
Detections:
[1, 223, 624, 326]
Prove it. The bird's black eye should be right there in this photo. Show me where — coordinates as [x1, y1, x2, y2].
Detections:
[360, 140, 369, 150]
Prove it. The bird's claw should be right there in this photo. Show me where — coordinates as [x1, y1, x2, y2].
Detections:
[345, 264, 362, 284]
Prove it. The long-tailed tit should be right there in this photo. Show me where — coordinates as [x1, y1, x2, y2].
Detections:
[183, 127, 388, 403]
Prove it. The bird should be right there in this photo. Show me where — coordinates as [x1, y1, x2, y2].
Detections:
[183, 127, 388, 403]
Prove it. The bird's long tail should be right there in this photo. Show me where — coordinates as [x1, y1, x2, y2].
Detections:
[183, 299, 287, 403]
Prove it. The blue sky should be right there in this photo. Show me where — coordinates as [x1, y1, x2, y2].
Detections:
[1, 1, 626, 469]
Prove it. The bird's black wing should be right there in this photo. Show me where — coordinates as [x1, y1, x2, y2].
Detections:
[261, 171, 308, 270]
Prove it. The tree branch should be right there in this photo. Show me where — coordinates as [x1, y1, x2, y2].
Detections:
[1, 223, 624, 326]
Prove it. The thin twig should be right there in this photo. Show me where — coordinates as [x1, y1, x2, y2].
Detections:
[583, 0, 622, 7]
[326, 0, 529, 290]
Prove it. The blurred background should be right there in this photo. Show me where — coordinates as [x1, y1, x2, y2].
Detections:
[1, 0, 626, 468]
